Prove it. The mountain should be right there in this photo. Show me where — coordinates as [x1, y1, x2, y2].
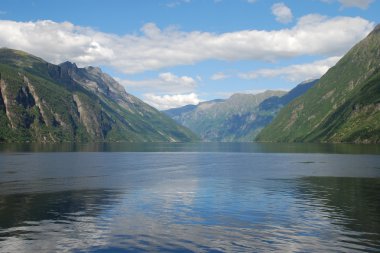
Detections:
[0, 48, 197, 142]
[257, 25, 380, 144]
[164, 79, 317, 142]
[164, 99, 225, 119]
[258, 79, 318, 111]
[164, 90, 287, 141]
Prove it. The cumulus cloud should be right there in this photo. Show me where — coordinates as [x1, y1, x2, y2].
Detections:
[239, 56, 341, 82]
[143, 93, 201, 110]
[119, 72, 197, 94]
[271, 3, 293, 24]
[0, 17, 373, 74]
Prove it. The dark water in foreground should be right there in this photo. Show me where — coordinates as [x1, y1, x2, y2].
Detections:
[0, 143, 379, 252]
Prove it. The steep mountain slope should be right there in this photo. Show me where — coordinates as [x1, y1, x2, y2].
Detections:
[0, 48, 197, 142]
[227, 79, 319, 141]
[258, 79, 318, 111]
[164, 91, 286, 141]
[165, 79, 317, 142]
[257, 25, 380, 144]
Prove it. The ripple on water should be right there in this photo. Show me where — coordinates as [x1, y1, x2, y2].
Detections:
[0, 152, 380, 252]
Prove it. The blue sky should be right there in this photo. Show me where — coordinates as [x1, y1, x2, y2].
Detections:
[0, 0, 378, 109]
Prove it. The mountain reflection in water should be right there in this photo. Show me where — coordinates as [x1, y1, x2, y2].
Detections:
[0, 147, 379, 252]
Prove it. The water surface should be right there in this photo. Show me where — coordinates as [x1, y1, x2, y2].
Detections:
[0, 143, 379, 252]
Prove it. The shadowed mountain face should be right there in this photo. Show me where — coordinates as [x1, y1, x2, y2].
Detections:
[164, 80, 317, 142]
[258, 79, 319, 111]
[0, 48, 197, 142]
[257, 25, 380, 144]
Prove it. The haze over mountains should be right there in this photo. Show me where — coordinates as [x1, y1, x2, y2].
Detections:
[0, 48, 197, 142]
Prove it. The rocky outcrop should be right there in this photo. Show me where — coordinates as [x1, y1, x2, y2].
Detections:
[0, 79, 15, 128]
[23, 76, 49, 126]
[73, 94, 102, 138]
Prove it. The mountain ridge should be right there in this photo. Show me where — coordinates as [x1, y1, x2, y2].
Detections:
[256, 25, 380, 144]
[0, 48, 198, 142]
[164, 79, 317, 142]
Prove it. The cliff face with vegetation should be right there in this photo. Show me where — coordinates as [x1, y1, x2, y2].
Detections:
[257, 25, 380, 144]
[0, 48, 197, 142]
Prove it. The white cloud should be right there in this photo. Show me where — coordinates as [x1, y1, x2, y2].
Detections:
[143, 93, 201, 110]
[0, 17, 373, 74]
[271, 3, 293, 24]
[239, 56, 341, 82]
[210, 72, 230, 80]
[119, 72, 197, 94]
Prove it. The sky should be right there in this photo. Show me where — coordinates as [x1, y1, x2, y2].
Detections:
[0, 0, 378, 109]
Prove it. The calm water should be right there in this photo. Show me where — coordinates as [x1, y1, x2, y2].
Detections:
[0, 143, 380, 252]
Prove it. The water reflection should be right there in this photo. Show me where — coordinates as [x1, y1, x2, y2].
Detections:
[294, 177, 380, 252]
[0, 189, 121, 229]
[0, 142, 379, 154]
[0, 189, 122, 252]
[0, 151, 380, 252]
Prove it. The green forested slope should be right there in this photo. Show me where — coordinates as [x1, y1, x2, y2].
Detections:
[164, 79, 316, 142]
[257, 25, 380, 143]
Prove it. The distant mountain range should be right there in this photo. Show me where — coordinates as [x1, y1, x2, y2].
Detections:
[0, 48, 197, 142]
[1, 25, 379, 144]
[165, 25, 380, 144]
[164, 84, 318, 141]
[257, 24, 380, 144]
